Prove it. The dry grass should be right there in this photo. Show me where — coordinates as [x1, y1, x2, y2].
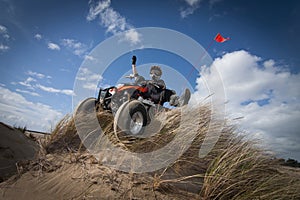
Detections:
[200, 133, 300, 200]
[45, 114, 84, 154]
[13, 104, 300, 199]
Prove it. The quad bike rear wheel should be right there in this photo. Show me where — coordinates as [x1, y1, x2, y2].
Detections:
[114, 100, 147, 139]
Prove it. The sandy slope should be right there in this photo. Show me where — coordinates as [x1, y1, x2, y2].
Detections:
[0, 153, 198, 200]
[0, 107, 204, 199]
[0, 122, 38, 181]
[1, 107, 300, 199]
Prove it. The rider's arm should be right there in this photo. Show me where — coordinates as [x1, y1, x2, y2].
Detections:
[132, 56, 138, 76]
[132, 63, 138, 77]
[132, 56, 145, 84]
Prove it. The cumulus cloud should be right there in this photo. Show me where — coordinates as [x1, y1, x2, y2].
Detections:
[47, 42, 60, 50]
[76, 67, 103, 90]
[123, 28, 142, 45]
[0, 86, 63, 132]
[180, 0, 202, 18]
[84, 55, 96, 61]
[0, 24, 10, 39]
[87, 0, 111, 21]
[19, 71, 51, 89]
[0, 25, 10, 52]
[19, 77, 36, 89]
[17, 71, 52, 94]
[17, 70, 72, 97]
[0, 25, 7, 33]
[185, 0, 201, 6]
[16, 89, 40, 97]
[34, 33, 42, 40]
[0, 44, 9, 51]
[27, 70, 51, 79]
[87, 0, 141, 45]
[192, 50, 300, 160]
[61, 38, 88, 56]
[36, 84, 75, 96]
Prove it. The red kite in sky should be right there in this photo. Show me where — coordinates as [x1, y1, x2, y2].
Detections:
[214, 33, 230, 43]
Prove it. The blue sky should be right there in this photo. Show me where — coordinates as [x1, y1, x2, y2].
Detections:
[0, 0, 299, 160]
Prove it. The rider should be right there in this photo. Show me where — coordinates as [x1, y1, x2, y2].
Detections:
[131, 55, 190, 107]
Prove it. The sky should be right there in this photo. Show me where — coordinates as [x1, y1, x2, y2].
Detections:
[0, 0, 299, 160]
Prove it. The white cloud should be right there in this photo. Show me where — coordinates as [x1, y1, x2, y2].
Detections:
[26, 70, 51, 79]
[0, 86, 63, 132]
[0, 25, 7, 33]
[86, 0, 111, 21]
[61, 38, 88, 56]
[192, 50, 300, 160]
[17, 72, 71, 96]
[0, 44, 9, 52]
[84, 55, 96, 61]
[180, 0, 202, 18]
[0, 24, 9, 39]
[0, 25, 10, 51]
[2, 34, 10, 40]
[34, 33, 42, 40]
[185, 0, 201, 6]
[87, 0, 141, 45]
[47, 42, 60, 50]
[16, 89, 40, 97]
[19, 77, 36, 88]
[124, 29, 142, 45]
[60, 89, 75, 96]
[76, 67, 103, 90]
[36, 84, 75, 96]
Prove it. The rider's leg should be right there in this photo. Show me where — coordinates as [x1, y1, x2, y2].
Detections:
[169, 89, 191, 107]
[159, 89, 176, 105]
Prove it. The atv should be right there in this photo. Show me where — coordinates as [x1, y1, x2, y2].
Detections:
[75, 81, 169, 137]
[75, 56, 190, 138]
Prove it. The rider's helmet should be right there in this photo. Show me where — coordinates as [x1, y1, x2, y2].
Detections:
[150, 65, 162, 81]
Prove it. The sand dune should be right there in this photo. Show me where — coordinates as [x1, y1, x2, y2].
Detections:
[0, 106, 300, 199]
[0, 122, 38, 182]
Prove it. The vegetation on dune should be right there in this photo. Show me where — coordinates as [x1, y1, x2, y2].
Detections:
[279, 158, 300, 168]
[13, 105, 300, 199]
[13, 125, 27, 133]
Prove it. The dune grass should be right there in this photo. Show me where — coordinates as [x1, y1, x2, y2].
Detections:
[13, 125, 27, 133]
[35, 104, 300, 199]
[199, 133, 300, 199]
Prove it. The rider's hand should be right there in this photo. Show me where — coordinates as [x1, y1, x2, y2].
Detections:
[129, 74, 135, 79]
[132, 56, 137, 65]
[125, 74, 135, 79]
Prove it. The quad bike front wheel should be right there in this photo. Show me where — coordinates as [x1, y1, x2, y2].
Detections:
[75, 97, 97, 115]
[114, 100, 147, 138]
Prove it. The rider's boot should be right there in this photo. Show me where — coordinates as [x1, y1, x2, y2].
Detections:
[179, 88, 191, 106]
[169, 89, 191, 107]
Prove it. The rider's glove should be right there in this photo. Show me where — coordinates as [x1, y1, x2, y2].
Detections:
[132, 56, 137, 65]
[125, 74, 135, 79]
[129, 74, 135, 79]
